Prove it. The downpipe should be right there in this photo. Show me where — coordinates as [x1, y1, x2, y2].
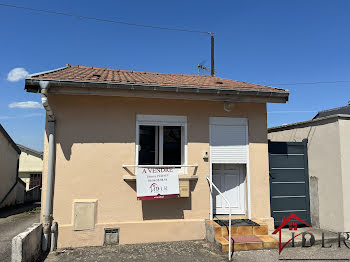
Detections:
[50, 222, 58, 252]
[40, 81, 56, 252]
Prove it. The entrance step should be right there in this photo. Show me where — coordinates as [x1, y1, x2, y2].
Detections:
[217, 235, 278, 252]
[205, 219, 278, 252]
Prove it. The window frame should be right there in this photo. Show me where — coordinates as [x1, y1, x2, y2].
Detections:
[135, 114, 187, 172]
[29, 173, 41, 189]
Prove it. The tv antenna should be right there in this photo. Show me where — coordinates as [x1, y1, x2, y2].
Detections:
[197, 60, 210, 75]
[197, 34, 216, 76]
[198, 61, 216, 75]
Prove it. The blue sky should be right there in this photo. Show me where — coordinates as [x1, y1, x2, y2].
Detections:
[0, 0, 349, 151]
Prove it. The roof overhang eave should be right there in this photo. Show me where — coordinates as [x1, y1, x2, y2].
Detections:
[25, 78, 289, 101]
[269, 114, 350, 132]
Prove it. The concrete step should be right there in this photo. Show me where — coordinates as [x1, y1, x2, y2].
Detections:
[206, 219, 278, 253]
[207, 219, 269, 238]
[220, 224, 269, 237]
[216, 235, 278, 252]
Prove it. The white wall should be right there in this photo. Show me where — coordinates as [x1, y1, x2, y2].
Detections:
[18, 151, 42, 173]
[18, 150, 43, 191]
[339, 119, 350, 231]
[0, 132, 20, 208]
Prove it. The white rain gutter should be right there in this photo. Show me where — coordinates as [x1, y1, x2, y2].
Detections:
[40, 81, 56, 252]
[25, 79, 289, 102]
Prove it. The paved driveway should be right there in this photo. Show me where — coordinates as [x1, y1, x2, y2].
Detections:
[45, 239, 350, 262]
[0, 203, 40, 262]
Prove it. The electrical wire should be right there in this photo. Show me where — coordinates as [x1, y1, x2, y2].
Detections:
[261, 80, 350, 86]
[2, 3, 349, 87]
[0, 3, 212, 35]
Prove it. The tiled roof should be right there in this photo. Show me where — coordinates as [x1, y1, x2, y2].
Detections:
[27, 65, 288, 95]
[269, 114, 350, 132]
[313, 104, 350, 119]
[17, 144, 43, 159]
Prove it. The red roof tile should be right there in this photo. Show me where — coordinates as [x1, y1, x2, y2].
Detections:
[27, 65, 288, 95]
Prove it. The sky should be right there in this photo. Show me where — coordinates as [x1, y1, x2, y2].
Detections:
[0, 0, 349, 151]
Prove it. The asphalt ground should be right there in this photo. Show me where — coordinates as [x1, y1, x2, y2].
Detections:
[45, 239, 350, 262]
[0, 203, 40, 262]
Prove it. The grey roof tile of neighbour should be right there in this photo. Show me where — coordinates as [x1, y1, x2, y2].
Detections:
[17, 144, 43, 159]
[313, 104, 350, 119]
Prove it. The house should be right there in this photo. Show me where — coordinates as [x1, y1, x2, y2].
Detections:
[268, 103, 350, 232]
[0, 124, 26, 208]
[17, 144, 43, 191]
[25, 64, 289, 249]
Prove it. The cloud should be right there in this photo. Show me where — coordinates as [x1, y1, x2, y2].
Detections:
[7, 68, 29, 82]
[21, 113, 43, 118]
[9, 101, 42, 109]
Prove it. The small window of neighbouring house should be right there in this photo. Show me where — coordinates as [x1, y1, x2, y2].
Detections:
[29, 173, 41, 189]
[138, 125, 183, 165]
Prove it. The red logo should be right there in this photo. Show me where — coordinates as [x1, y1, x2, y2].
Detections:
[272, 213, 312, 254]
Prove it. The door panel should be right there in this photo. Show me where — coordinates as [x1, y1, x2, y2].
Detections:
[268, 140, 311, 227]
[213, 164, 245, 215]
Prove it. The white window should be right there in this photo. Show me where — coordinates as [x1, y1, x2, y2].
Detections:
[136, 115, 187, 168]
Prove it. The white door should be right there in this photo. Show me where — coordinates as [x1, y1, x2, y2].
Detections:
[213, 164, 245, 215]
[209, 117, 249, 216]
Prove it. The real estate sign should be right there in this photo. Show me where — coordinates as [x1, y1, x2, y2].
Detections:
[136, 167, 180, 200]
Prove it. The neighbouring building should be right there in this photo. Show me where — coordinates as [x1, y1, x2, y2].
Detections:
[17, 144, 43, 191]
[25, 64, 289, 248]
[0, 124, 25, 208]
[268, 103, 350, 232]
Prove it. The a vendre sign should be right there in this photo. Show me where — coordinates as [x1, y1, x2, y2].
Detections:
[136, 167, 180, 200]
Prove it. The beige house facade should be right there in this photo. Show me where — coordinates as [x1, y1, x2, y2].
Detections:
[0, 124, 25, 208]
[268, 110, 350, 232]
[17, 144, 43, 191]
[25, 65, 289, 249]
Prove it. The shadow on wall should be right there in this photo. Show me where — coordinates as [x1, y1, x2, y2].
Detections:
[126, 180, 197, 220]
[46, 95, 268, 161]
[142, 197, 192, 220]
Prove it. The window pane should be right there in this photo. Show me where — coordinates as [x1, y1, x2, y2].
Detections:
[139, 125, 157, 165]
[163, 126, 181, 165]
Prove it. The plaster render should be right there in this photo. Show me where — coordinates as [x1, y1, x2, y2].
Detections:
[41, 94, 273, 247]
[0, 131, 20, 208]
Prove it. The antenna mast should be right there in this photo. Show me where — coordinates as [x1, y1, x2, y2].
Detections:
[211, 34, 215, 76]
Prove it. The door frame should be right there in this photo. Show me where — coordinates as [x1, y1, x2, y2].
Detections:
[209, 117, 251, 219]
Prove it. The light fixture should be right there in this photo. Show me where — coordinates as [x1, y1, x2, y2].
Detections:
[224, 101, 234, 112]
